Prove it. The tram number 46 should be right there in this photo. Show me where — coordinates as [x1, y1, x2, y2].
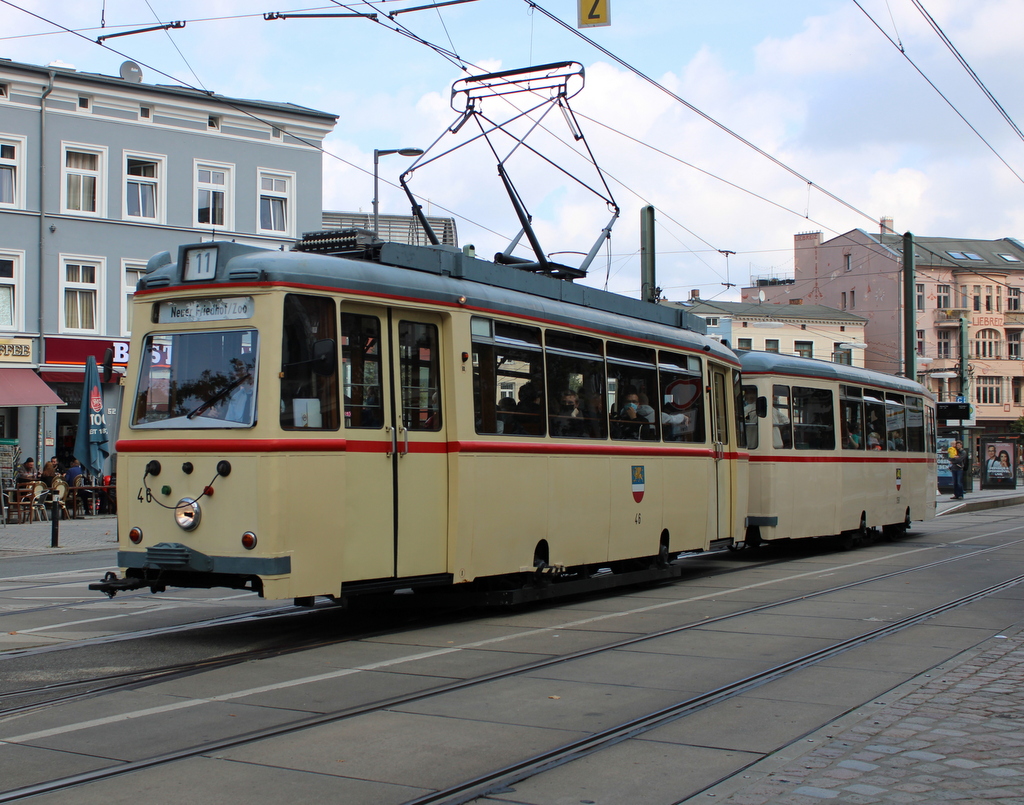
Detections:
[138, 487, 153, 503]
[635, 513, 642, 524]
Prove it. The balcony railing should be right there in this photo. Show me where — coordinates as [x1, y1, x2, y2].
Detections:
[934, 309, 970, 323]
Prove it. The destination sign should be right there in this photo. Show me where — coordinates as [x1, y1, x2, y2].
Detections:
[158, 297, 254, 323]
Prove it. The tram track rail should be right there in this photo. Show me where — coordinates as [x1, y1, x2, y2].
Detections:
[2, 527, 1023, 802]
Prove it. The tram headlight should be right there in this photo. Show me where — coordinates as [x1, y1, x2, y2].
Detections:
[174, 497, 202, 531]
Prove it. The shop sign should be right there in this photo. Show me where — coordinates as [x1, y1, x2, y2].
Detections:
[44, 337, 130, 367]
[0, 338, 34, 363]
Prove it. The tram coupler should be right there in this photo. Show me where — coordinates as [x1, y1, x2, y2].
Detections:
[89, 571, 150, 598]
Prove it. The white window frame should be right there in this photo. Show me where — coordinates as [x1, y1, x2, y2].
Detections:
[257, 168, 295, 237]
[194, 159, 234, 230]
[0, 249, 25, 332]
[61, 142, 107, 217]
[122, 150, 166, 223]
[0, 133, 27, 210]
[59, 254, 104, 334]
[121, 260, 147, 336]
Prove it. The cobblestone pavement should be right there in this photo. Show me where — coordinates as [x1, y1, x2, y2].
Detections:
[0, 514, 117, 555]
[691, 628, 1024, 804]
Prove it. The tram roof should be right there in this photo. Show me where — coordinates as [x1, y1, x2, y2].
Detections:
[738, 350, 933, 398]
[141, 240, 737, 364]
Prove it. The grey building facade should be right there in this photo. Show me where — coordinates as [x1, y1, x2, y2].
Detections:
[0, 57, 337, 474]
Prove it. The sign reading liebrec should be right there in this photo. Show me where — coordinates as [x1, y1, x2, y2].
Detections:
[158, 297, 254, 324]
[578, 0, 610, 28]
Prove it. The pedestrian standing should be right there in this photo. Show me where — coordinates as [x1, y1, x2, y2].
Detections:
[949, 439, 966, 500]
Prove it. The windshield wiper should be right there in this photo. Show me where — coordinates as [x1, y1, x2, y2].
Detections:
[185, 373, 252, 420]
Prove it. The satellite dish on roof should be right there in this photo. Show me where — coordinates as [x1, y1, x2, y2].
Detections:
[119, 61, 143, 83]
[758, 290, 766, 303]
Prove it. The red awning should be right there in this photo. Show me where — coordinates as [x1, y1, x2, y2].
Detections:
[0, 369, 65, 406]
[38, 369, 124, 384]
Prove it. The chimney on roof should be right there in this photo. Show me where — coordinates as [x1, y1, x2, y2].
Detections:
[690, 289, 700, 301]
[880, 216, 895, 235]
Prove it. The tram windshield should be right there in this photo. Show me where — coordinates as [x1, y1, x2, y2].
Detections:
[131, 329, 259, 428]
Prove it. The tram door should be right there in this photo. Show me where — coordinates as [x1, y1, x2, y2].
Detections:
[341, 305, 448, 580]
[710, 368, 736, 542]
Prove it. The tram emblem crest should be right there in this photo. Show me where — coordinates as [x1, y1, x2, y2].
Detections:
[896, 468, 902, 491]
[631, 465, 645, 503]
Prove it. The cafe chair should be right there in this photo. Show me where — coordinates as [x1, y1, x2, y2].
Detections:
[50, 478, 72, 520]
[73, 475, 99, 517]
[26, 481, 50, 523]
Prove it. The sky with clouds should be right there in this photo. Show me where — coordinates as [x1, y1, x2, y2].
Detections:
[3, 0, 1024, 301]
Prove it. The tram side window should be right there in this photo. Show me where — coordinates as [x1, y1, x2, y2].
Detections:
[607, 342, 657, 441]
[658, 351, 704, 442]
[905, 397, 925, 452]
[280, 294, 339, 430]
[792, 386, 835, 449]
[741, 384, 758, 449]
[885, 393, 906, 451]
[734, 371, 747, 449]
[545, 331, 607, 439]
[472, 318, 545, 436]
[772, 385, 793, 449]
[925, 404, 937, 452]
[399, 321, 441, 431]
[864, 393, 887, 450]
[840, 385, 864, 449]
[340, 311, 383, 429]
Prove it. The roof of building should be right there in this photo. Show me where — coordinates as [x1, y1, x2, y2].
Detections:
[669, 299, 867, 324]
[0, 57, 337, 121]
[840, 228, 1024, 270]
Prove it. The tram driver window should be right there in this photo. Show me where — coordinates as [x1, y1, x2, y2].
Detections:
[280, 294, 339, 430]
[472, 318, 545, 437]
[792, 386, 835, 450]
[741, 385, 759, 449]
[341, 311, 383, 429]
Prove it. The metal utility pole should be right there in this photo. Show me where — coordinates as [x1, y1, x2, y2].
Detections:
[640, 205, 656, 302]
[903, 232, 916, 382]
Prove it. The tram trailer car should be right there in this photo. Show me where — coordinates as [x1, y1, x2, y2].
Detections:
[739, 350, 937, 547]
[95, 235, 748, 604]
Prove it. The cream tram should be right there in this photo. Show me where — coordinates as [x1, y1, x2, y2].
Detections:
[94, 233, 747, 604]
[739, 350, 937, 547]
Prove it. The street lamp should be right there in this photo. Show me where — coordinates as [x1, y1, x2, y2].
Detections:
[373, 147, 424, 238]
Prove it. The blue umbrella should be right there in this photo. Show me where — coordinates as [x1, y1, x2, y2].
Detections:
[73, 355, 110, 478]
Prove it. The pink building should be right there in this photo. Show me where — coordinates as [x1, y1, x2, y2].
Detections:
[741, 219, 1024, 436]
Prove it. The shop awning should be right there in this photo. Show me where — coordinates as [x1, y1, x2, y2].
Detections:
[0, 369, 65, 406]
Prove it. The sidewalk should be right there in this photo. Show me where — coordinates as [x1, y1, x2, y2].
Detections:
[0, 513, 118, 555]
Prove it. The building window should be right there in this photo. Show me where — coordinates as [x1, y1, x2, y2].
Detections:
[258, 169, 294, 236]
[977, 376, 1001, 405]
[0, 83, 8, 99]
[78, 96, 90, 109]
[62, 144, 105, 216]
[841, 291, 847, 310]
[122, 262, 147, 335]
[974, 328, 1001, 359]
[844, 253, 852, 272]
[999, 253, 1022, 263]
[124, 153, 164, 221]
[208, 115, 221, 130]
[1009, 332, 1021, 361]
[985, 285, 994, 312]
[737, 338, 752, 351]
[937, 284, 950, 309]
[973, 285, 982, 312]
[0, 251, 23, 329]
[833, 343, 852, 365]
[916, 283, 925, 310]
[916, 330, 925, 357]
[794, 341, 813, 358]
[60, 257, 102, 332]
[195, 161, 233, 229]
[850, 289, 856, 309]
[0, 135, 26, 208]
[704, 317, 719, 327]
[960, 285, 969, 308]
[1010, 288, 1021, 312]
[765, 339, 780, 354]
[937, 330, 952, 359]
[140, 106, 151, 119]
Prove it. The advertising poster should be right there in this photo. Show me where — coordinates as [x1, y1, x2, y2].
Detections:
[936, 436, 955, 490]
[981, 440, 1016, 490]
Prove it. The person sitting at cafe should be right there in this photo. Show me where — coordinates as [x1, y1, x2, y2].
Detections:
[16, 458, 37, 483]
[40, 459, 58, 486]
[64, 459, 83, 485]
